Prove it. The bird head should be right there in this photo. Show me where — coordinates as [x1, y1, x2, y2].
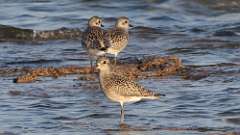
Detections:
[96, 57, 111, 71]
[88, 16, 104, 27]
[115, 16, 133, 30]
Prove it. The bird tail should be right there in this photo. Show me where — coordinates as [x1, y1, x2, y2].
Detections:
[97, 40, 109, 55]
[143, 93, 165, 100]
[99, 40, 105, 48]
[105, 48, 112, 53]
[96, 50, 106, 56]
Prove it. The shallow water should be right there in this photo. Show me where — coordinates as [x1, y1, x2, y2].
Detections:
[0, 0, 240, 135]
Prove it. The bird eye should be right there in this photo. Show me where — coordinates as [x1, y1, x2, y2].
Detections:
[103, 61, 107, 64]
[125, 21, 128, 23]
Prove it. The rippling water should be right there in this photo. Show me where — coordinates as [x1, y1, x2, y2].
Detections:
[0, 0, 240, 135]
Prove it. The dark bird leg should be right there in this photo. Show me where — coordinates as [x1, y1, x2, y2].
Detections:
[90, 58, 94, 73]
[114, 54, 117, 65]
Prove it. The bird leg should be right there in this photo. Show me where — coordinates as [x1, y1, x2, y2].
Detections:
[90, 59, 94, 73]
[120, 103, 124, 124]
[114, 54, 117, 65]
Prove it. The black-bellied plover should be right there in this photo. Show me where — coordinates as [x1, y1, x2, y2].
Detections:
[96, 57, 164, 123]
[82, 16, 106, 72]
[104, 16, 133, 64]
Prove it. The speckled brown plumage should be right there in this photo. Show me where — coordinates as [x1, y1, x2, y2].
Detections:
[97, 57, 161, 102]
[101, 73, 160, 99]
[104, 17, 131, 58]
[97, 57, 162, 123]
[81, 16, 107, 71]
[82, 26, 105, 50]
[104, 28, 128, 55]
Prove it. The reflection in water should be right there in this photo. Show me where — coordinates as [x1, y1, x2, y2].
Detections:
[104, 122, 236, 135]
[119, 123, 130, 135]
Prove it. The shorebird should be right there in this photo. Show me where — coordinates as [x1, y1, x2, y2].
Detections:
[82, 16, 107, 72]
[104, 16, 133, 64]
[96, 57, 164, 123]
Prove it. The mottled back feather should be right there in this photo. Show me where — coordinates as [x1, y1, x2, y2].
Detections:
[82, 26, 106, 50]
[104, 28, 128, 53]
[101, 72, 159, 98]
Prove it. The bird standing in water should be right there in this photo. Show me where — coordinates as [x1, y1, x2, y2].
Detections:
[82, 16, 107, 72]
[104, 16, 133, 64]
[96, 57, 164, 123]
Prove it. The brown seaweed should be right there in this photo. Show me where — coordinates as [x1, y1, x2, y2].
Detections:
[13, 55, 183, 83]
[0, 25, 82, 42]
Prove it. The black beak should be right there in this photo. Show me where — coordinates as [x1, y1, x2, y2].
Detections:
[159, 93, 166, 96]
[101, 24, 104, 27]
[129, 24, 134, 27]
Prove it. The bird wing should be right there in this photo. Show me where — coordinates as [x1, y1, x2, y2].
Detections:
[108, 73, 158, 98]
[103, 29, 112, 48]
[82, 27, 106, 50]
[104, 28, 128, 48]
